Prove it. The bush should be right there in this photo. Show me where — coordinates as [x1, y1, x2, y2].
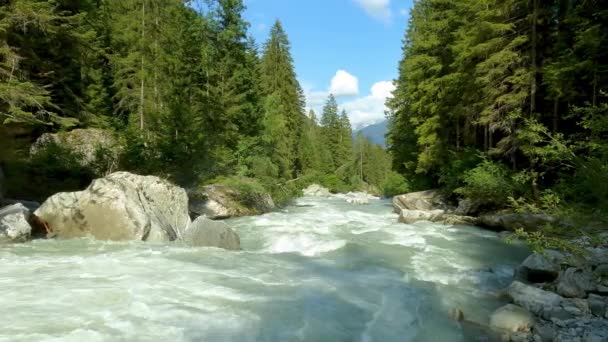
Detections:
[4, 142, 95, 202]
[438, 148, 483, 195]
[381, 171, 410, 197]
[455, 160, 514, 208]
[213, 176, 268, 208]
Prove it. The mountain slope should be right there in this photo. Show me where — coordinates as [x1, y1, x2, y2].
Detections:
[354, 120, 388, 147]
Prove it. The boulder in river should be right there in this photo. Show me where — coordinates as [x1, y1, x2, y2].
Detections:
[188, 183, 275, 220]
[392, 189, 448, 213]
[0, 203, 32, 243]
[489, 304, 534, 333]
[514, 250, 564, 283]
[181, 216, 240, 250]
[398, 209, 446, 224]
[35, 172, 190, 242]
[302, 184, 331, 197]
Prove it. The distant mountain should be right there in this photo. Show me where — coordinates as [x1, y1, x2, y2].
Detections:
[354, 120, 388, 147]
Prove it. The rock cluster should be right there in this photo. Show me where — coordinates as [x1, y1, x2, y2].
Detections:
[392, 190, 557, 232]
[492, 249, 608, 341]
[0, 172, 241, 250]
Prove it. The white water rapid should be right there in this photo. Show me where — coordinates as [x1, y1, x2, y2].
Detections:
[0, 196, 529, 341]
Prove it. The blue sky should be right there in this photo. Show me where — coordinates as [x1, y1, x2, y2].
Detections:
[243, 0, 413, 128]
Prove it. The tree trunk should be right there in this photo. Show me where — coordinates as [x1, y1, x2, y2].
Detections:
[139, 0, 146, 131]
[530, 0, 538, 115]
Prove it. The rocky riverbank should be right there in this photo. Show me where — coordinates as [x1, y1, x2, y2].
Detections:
[390, 189, 608, 341]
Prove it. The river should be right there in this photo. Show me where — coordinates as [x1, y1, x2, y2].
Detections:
[0, 196, 529, 341]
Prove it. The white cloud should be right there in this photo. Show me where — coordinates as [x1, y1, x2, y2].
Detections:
[355, 0, 392, 22]
[303, 74, 395, 129]
[329, 70, 359, 97]
[342, 81, 395, 129]
[399, 8, 409, 17]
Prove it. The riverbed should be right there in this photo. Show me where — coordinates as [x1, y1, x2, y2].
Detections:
[0, 196, 529, 341]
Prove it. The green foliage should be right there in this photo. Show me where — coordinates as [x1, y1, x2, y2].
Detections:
[4, 142, 95, 202]
[380, 171, 411, 197]
[455, 160, 514, 208]
[215, 176, 268, 208]
[438, 148, 483, 195]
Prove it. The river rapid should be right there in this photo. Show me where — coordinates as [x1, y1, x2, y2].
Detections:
[0, 196, 529, 341]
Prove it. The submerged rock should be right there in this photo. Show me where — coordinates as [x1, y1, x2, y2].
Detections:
[302, 184, 331, 197]
[490, 304, 534, 333]
[181, 216, 240, 250]
[392, 189, 448, 213]
[35, 172, 190, 242]
[188, 184, 275, 220]
[515, 250, 564, 283]
[0, 203, 32, 243]
[333, 191, 379, 205]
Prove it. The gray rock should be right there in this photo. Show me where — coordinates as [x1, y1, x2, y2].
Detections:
[533, 323, 556, 342]
[180, 216, 240, 250]
[515, 251, 564, 283]
[392, 189, 448, 213]
[441, 214, 480, 226]
[587, 248, 608, 267]
[490, 304, 535, 333]
[510, 332, 534, 342]
[302, 184, 331, 197]
[0, 203, 32, 243]
[507, 281, 563, 316]
[478, 213, 557, 232]
[454, 198, 481, 216]
[30, 128, 121, 170]
[587, 294, 606, 317]
[35, 172, 190, 242]
[557, 268, 596, 298]
[398, 209, 445, 224]
[597, 285, 608, 296]
[189, 184, 275, 220]
[594, 264, 608, 278]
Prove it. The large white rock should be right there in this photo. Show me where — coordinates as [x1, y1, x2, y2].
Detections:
[398, 209, 446, 224]
[181, 216, 240, 250]
[392, 190, 447, 213]
[490, 304, 534, 332]
[0, 203, 32, 243]
[302, 184, 331, 197]
[35, 172, 190, 242]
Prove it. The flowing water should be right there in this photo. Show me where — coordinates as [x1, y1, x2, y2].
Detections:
[0, 196, 529, 342]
